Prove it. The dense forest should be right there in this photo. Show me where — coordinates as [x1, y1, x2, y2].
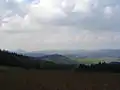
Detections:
[0, 49, 120, 72]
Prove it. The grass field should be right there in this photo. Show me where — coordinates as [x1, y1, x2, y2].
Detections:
[0, 69, 120, 90]
[75, 58, 103, 64]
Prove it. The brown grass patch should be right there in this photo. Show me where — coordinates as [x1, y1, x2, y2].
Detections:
[0, 70, 120, 90]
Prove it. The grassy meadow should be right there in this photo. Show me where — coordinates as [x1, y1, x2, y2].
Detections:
[75, 58, 102, 64]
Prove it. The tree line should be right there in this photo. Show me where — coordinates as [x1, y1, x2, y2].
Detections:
[75, 62, 120, 73]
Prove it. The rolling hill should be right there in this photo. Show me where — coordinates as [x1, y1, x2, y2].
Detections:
[38, 54, 78, 64]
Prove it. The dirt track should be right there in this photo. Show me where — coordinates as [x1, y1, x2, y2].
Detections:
[0, 70, 120, 90]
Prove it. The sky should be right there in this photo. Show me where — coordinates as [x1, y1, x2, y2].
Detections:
[0, 0, 120, 51]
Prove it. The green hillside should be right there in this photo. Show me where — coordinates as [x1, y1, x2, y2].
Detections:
[75, 58, 103, 64]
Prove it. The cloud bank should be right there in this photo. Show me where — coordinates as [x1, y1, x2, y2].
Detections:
[0, 0, 120, 51]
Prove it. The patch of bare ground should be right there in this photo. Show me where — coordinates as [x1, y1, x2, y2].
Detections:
[0, 70, 120, 90]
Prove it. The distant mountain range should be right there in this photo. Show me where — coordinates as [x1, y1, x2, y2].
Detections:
[15, 49, 120, 58]
[65, 49, 120, 59]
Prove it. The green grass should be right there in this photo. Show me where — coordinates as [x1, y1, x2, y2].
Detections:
[75, 58, 103, 64]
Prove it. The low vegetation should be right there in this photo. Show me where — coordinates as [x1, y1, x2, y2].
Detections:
[0, 70, 120, 90]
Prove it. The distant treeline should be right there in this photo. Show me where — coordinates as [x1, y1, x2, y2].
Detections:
[0, 49, 120, 72]
[75, 62, 120, 73]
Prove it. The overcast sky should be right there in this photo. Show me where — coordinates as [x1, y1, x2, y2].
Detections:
[0, 0, 120, 51]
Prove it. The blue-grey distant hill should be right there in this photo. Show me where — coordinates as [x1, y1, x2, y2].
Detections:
[38, 54, 78, 64]
[21, 49, 120, 58]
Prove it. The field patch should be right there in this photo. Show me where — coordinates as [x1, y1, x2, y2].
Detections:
[75, 58, 102, 64]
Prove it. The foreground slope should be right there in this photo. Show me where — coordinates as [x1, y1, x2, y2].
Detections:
[0, 70, 120, 90]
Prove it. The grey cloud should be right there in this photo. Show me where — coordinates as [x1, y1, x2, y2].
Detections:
[35, 0, 120, 31]
[0, 30, 39, 34]
[0, 0, 29, 25]
[2, 0, 120, 31]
